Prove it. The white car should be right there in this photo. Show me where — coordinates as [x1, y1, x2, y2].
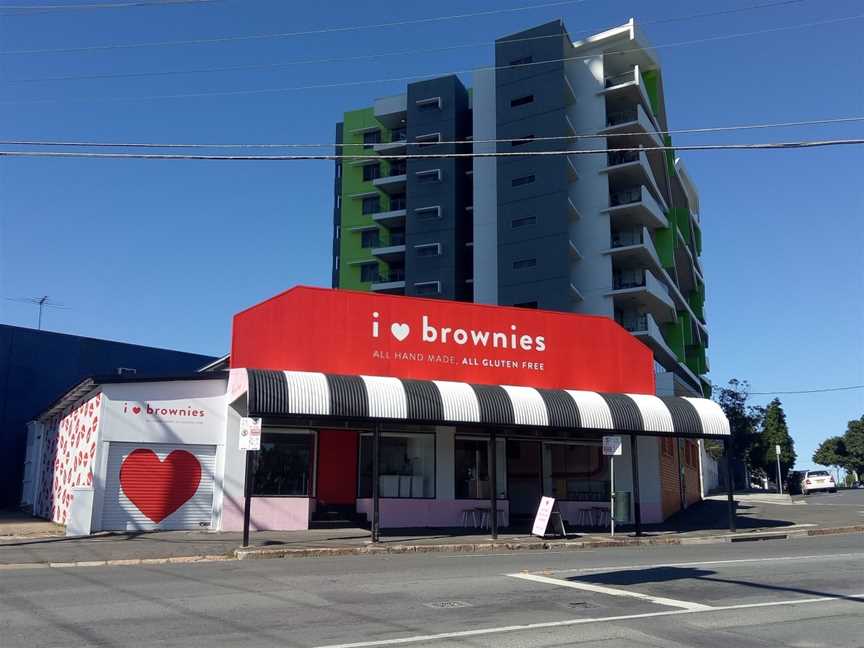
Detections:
[801, 470, 837, 495]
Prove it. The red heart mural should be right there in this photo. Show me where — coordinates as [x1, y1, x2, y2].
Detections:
[119, 449, 202, 523]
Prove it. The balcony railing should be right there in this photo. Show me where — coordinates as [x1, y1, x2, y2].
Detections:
[617, 313, 648, 333]
[387, 165, 407, 176]
[607, 150, 640, 166]
[611, 228, 644, 248]
[606, 109, 638, 127]
[604, 69, 635, 88]
[613, 272, 646, 290]
[389, 232, 406, 246]
[609, 187, 643, 207]
[374, 269, 405, 283]
[389, 197, 406, 211]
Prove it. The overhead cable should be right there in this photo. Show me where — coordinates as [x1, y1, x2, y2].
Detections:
[4, 116, 862, 150]
[2, 139, 863, 160]
[5, 13, 860, 105]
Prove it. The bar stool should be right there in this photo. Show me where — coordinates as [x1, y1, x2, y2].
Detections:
[573, 508, 592, 528]
[476, 507, 505, 530]
[591, 507, 610, 529]
[461, 508, 479, 528]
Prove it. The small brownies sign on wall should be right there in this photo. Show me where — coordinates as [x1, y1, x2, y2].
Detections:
[231, 286, 655, 394]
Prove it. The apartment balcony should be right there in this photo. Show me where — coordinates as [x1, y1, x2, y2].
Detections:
[603, 226, 663, 277]
[372, 208, 406, 228]
[603, 185, 669, 229]
[371, 269, 406, 294]
[600, 65, 656, 127]
[618, 312, 679, 369]
[600, 104, 662, 148]
[373, 167, 407, 194]
[606, 269, 676, 323]
[602, 149, 667, 211]
[373, 140, 407, 155]
[373, 93, 407, 129]
[371, 238, 406, 262]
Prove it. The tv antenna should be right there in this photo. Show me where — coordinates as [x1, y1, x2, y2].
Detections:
[4, 295, 68, 330]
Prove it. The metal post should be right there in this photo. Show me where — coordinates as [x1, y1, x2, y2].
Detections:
[610, 455, 615, 537]
[489, 430, 498, 540]
[242, 449, 254, 548]
[630, 434, 642, 536]
[775, 447, 784, 495]
[371, 424, 381, 543]
[724, 438, 736, 532]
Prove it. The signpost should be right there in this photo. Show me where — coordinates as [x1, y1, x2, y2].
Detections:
[775, 444, 783, 495]
[239, 417, 262, 548]
[603, 436, 623, 537]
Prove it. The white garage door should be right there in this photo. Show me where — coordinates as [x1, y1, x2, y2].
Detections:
[102, 442, 216, 532]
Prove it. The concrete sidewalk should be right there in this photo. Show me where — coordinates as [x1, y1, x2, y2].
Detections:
[2, 492, 862, 568]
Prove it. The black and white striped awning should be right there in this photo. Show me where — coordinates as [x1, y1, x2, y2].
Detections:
[234, 369, 729, 437]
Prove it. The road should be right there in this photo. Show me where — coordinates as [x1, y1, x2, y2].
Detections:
[1, 532, 862, 648]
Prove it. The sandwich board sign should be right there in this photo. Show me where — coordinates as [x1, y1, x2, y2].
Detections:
[239, 417, 262, 451]
[531, 496, 567, 538]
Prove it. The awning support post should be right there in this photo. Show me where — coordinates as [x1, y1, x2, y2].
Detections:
[242, 448, 254, 548]
[630, 434, 642, 536]
[489, 429, 498, 540]
[371, 423, 381, 544]
[724, 438, 736, 532]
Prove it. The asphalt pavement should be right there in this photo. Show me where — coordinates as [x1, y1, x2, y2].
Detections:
[1, 531, 862, 647]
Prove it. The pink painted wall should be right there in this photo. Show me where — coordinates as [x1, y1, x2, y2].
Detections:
[222, 496, 310, 531]
[357, 498, 509, 528]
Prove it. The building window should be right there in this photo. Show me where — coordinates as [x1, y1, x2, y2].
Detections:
[416, 97, 441, 111]
[252, 431, 314, 496]
[390, 194, 406, 211]
[362, 163, 381, 181]
[542, 442, 609, 501]
[416, 169, 442, 184]
[513, 258, 536, 270]
[336, 195, 341, 209]
[415, 206, 441, 220]
[360, 262, 379, 283]
[511, 174, 535, 187]
[454, 438, 506, 499]
[360, 229, 380, 248]
[362, 130, 381, 148]
[511, 135, 535, 147]
[511, 215, 536, 228]
[358, 432, 435, 498]
[509, 55, 533, 67]
[414, 281, 441, 295]
[510, 94, 534, 108]
[362, 196, 380, 215]
[336, 163, 342, 178]
[415, 243, 441, 257]
[514, 301, 538, 309]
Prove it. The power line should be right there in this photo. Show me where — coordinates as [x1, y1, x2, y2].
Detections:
[5, 116, 862, 150]
[2, 138, 863, 160]
[0, 0, 215, 12]
[747, 385, 864, 396]
[1, 0, 592, 51]
[3, 0, 807, 80]
[5, 13, 860, 105]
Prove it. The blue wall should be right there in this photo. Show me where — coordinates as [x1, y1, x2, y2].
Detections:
[0, 325, 217, 509]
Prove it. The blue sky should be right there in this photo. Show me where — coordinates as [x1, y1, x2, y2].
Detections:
[1, 0, 862, 469]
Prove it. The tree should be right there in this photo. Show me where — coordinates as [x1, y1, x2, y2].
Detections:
[752, 398, 796, 482]
[812, 436, 847, 473]
[841, 416, 864, 478]
[713, 379, 763, 468]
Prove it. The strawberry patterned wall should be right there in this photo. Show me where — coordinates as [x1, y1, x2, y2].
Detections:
[35, 392, 102, 524]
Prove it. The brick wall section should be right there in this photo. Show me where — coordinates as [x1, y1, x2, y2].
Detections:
[683, 439, 701, 507]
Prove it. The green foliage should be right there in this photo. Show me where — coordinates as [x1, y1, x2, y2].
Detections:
[811, 416, 864, 479]
[812, 436, 846, 470]
[751, 398, 796, 480]
[713, 379, 764, 467]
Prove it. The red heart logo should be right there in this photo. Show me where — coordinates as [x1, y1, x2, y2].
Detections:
[132, 406, 141, 415]
[119, 449, 201, 523]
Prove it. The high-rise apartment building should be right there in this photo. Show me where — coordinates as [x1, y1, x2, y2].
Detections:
[332, 19, 709, 397]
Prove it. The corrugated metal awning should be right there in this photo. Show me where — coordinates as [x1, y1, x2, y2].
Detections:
[229, 369, 729, 438]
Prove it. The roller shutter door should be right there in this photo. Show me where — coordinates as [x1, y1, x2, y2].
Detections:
[101, 442, 216, 531]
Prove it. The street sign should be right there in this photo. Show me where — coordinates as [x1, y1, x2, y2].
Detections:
[775, 444, 782, 457]
[239, 417, 262, 451]
[603, 436, 623, 456]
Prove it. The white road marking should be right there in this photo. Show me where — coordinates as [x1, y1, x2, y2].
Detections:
[539, 552, 864, 575]
[311, 593, 864, 648]
[507, 572, 712, 611]
[444, 551, 595, 559]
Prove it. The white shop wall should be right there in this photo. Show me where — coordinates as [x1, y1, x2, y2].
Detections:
[91, 379, 228, 532]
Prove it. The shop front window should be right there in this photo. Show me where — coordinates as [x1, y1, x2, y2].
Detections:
[542, 442, 609, 501]
[358, 432, 435, 498]
[454, 437, 506, 499]
[253, 431, 314, 496]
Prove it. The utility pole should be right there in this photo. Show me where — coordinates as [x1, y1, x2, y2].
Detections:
[775, 444, 783, 495]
